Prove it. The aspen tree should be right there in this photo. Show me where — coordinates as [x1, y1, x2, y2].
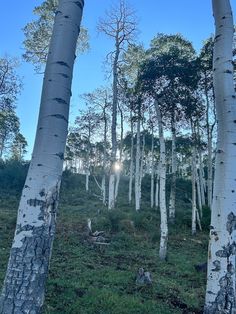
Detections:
[205, 0, 236, 312]
[0, 1, 84, 312]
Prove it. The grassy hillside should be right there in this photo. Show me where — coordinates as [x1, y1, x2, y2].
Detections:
[0, 171, 209, 313]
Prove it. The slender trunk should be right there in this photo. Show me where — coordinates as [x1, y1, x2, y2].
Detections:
[0, 1, 83, 312]
[139, 132, 145, 204]
[154, 101, 168, 260]
[155, 164, 160, 208]
[135, 115, 141, 211]
[191, 127, 197, 236]
[205, 1, 236, 312]
[128, 114, 134, 204]
[199, 150, 206, 206]
[196, 168, 203, 218]
[102, 105, 108, 205]
[102, 175, 106, 205]
[150, 128, 154, 208]
[115, 104, 123, 201]
[207, 129, 213, 208]
[85, 171, 89, 192]
[108, 39, 119, 210]
[169, 117, 176, 223]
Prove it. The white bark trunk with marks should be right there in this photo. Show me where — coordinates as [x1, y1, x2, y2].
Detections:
[155, 101, 168, 260]
[150, 128, 154, 208]
[0, 1, 83, 312]
[168, 120, 177, 223]
[128, 115, 134, 204]
[155, 166, 160, 208]
[135, 117, 141, 211]
[139, 133, 145, 204]
[205, 1, 236, 312]
[192, 144, 197, 235]
[196, 168, 203, 218]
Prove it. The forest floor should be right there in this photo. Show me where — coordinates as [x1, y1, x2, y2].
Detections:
[0, 173, 209, 314]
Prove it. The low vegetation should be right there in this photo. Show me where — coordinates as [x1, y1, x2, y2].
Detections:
[0, 167, 209, 313]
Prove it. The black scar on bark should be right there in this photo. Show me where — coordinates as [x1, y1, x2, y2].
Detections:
[39, 189, 45, 197]
[55, 152, 64, 160]
[226, 212, 236, 235]
[56, 61, 70, 68]
[212, 260, 221, 272]
[74, 1, 84, 10]
[50, 114, 68, 123]
[58, 73, 69, 79]
[216, 241, 236, 258]
[53, 98, 68, 105]
[27, 199, 46, 207]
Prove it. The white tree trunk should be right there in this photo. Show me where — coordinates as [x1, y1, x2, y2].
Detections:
[150, 128, 155, 208]
[0, 1, 83, 312]
[139, 132, 145, 204]
[108, 173, 115, 209]
[169, 119, 177, 223]
[191, 142, 197, 235]
[128, 115, 134, 204]
[135, 117, 141, 211]
[207, 130, 213, 208]
[155, 101, 168, 260]
[155, 166, 160, 208]
[102, 175, 106, 205]
[199, 150, 206, 206]
[85, 170, 90, 192]
[205, 1, 236, 312]
[196, 168, 203, 218]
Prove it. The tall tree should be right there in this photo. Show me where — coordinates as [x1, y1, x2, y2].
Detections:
[10, 133, 28, 161]
[23, 0, 88, 72]
[0, 1, 84, 312]
[98, 0, 137, 209]
[205, 0, 236, 312]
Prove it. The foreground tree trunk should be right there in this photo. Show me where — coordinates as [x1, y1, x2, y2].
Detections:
[0, 1, 84, 312]
[205, 0, 236, 312]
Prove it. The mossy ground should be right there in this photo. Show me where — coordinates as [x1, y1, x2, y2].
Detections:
[0, 173, 208, 313]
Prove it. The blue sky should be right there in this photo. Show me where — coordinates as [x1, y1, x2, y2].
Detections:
[0, 0, 236, 159]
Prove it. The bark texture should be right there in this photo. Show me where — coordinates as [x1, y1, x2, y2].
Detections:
[205, 1, 236, 312]
[155, 101, 168, 260]
[0, 1, 83, 313]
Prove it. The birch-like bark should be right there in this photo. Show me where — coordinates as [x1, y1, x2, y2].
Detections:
[0, 1, 83, 312]
[196, 168, 203, 218]
[154, 101, 168, 260]
[205, 1, 236, 312]
[150, 127, 155, 208]
[135, 115, 141, 211]
[115, 103, 123, 201]
[191, 143, 197, 236]
[207, 128, 213, 208]
[168, 117, 177, 223]
[199, 150, 206, 206]
[108, 42, 119, 210]
[155, 165, 160, 208]
[139, 132, 145, 204]
[102, 101, 108, 205]
[128, 113, 134, 204]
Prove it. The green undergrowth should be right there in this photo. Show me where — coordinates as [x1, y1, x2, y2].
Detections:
[0, 173, 208, 313]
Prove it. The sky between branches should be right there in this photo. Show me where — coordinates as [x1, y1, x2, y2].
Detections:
[0, 0, 235, 159]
